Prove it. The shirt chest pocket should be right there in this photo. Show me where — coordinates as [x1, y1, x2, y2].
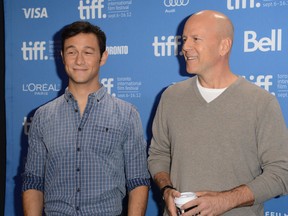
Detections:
[89, 125, 122, 156]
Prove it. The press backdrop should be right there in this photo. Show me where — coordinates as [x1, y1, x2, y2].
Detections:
[4, 0, 288, 215]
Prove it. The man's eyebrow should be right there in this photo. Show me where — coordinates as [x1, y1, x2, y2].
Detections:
[64, 45, 96, 50]
[64, 45, 75, 50]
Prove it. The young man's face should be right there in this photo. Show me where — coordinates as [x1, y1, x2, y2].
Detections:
[62, 33, 108, 88]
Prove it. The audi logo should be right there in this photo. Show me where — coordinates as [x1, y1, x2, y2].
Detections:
[164, 0, 190, 7]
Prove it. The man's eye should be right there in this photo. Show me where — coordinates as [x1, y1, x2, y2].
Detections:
[66, 51, 75, 55]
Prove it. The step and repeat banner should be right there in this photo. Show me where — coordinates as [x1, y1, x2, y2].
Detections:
[4, 0, 288, 215]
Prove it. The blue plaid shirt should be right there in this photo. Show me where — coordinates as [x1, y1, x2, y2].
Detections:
[22, 86, 150, 216]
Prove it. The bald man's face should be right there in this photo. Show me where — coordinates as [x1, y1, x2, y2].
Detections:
[182, 13, 226, 75]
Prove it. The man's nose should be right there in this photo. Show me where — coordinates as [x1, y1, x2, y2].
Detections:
[75, 53, 85, 65]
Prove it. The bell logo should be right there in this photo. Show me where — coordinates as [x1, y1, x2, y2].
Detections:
[244, 29, 282, 52]
[227, 0, 261, 10]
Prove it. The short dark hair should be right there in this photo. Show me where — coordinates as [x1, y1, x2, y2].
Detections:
[61, 21, 106, 56]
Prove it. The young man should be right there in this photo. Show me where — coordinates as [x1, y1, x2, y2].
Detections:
[148, 10, 288, 216]
[22, 21, 150, 216]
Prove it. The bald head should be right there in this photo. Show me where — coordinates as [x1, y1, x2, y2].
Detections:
[182, 10, 234, 76]
[186, 10, 234, 42]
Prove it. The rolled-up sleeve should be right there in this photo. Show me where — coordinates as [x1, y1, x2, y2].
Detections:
[22, 109, 46, 192]
[124, 107, 150, 192]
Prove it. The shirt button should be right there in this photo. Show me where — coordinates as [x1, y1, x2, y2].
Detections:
[76, 206, 80, 211]
[76, 168, 80, 172]
[77, 147, 80, 152]
[75, 109, 78, 112]
[78, 128, 81, 131]
[77, 188, 80, 192]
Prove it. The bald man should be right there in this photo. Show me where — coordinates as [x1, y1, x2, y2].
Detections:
[148, 10, 288, 216]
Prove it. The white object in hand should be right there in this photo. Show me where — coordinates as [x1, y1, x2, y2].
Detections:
[174, 192, 197, 214]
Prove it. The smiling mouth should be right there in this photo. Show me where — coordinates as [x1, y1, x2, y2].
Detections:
[186, 56, 197, 60]
[73, 68, 87, 71]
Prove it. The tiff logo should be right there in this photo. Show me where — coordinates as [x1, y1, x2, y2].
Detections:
[227, 0, 261, 10]
[244, 29, 282, 52]
[247, 75, 273, 92]
[101, 78, 115, 96]
[152, 35, 182, 57]
[21, 41, 48, 61]
[22, 8, 48, 19]
[78, 0, 106, 19]
[23, 116, 33, 135]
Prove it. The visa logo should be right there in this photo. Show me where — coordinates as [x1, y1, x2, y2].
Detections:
[22, 8, 48, 19]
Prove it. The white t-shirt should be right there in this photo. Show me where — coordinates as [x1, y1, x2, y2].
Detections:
[196, 77, 227, 103]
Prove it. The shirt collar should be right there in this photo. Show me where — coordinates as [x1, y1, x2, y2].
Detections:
[64, 85, 107, 102]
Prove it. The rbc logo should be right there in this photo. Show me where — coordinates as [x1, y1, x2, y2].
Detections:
[78, 0, 106, 19]
[164, 0, 189, 7]
[244, 29, 282, 52]
[227, 0, 261, 10]
[22, 8, 48, 19]
[152, 35, 182, 57]
[247, 75, 273, 92]
[21, 41, 48, 61]
[101, 78, 115, 96]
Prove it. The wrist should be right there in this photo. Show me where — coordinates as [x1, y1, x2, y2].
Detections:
[160, 185, 176, 197]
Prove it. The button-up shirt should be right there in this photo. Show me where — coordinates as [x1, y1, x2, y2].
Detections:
[22, 86, 150, 215]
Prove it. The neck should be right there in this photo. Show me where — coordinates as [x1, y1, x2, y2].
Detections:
[197, 66, 238, 89]
[68, 82, 101, 115]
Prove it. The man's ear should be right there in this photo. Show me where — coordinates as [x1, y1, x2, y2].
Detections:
[61, 51, 65, 64]
[100, 50, 108, 66]
[219, 37, 232, 56]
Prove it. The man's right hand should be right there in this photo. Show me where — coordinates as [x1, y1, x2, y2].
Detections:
[163, 187, 181, 216]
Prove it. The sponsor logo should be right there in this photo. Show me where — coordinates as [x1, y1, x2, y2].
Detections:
[78, 0, 106, 19]
[245, 74, 288, 98]
[245, 75, 274, 93]
[164, 0, 189, 7]
[107, 0, 132, 18]
[101, 78, 115, 96]
[22, 7, 48, 19]
[106, 46, 129, 55]
[21, 41, 48, 61]
[22, 40, 58, 61]
[101, 77, 142, 99]
[116, 77, 142, 99]
[23, 116, 33, 135]
[22, 83, 61, 95]
[244, 29, 282, 52]
[265, 211, 288, 216]
[227, 0, 261, 10]
[277, 74, 288, 98]
[152, 35, 182, 57]
[262, 1, 288, 8]
[78, 0, 133, 19]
